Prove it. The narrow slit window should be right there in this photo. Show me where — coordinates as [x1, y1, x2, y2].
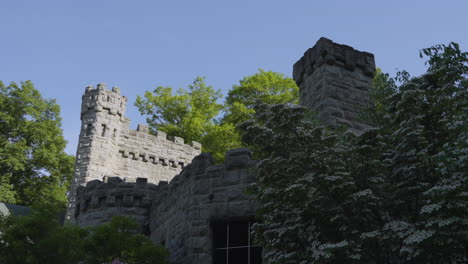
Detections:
[134, 196, 142, 207]
[86, 123, 93, 136]
[101, 124, 107, 136]
[115, 195, 123, 206]
[113, 128, 117, 138]
[75, 204, 81, 217]
[98, 197, 106, 207]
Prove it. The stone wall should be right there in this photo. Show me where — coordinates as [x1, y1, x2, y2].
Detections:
[293, 37, 376, 133]
[74, 176, 157, 233]
[115, 124, 202, 184]
[150, 149, 259, 264]
[67, 84, 201, 222]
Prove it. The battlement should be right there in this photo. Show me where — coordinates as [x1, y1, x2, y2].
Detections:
[152, 148, 255, 208]
[293, 37, 375, 87]
[75, 176, 157, 213]
[81, 83, 128, 120]
[74, 176, 158, 229]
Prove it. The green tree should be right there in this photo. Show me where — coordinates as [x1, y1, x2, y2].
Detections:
[239, 43, 467, 263]
[84, 216, 168, 264]
[218, 69, 299, 161]
[136, 70, 299, 163]
[223, 69, 299, 125]
[0, 201, 87, 264]
[0, 204, 169, 264]
[0, 81, 75, 207]
[135, 77, 223, 145]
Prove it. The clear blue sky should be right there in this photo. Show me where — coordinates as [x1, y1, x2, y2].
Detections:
[1, 0, 466, 155]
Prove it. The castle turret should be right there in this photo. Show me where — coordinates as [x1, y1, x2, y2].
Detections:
[293, 38, 376, 133]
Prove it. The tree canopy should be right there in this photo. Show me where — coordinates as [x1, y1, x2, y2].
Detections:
[135, 76, 223, 144]
[136, 70, 298, 162]
[238, 43, 467, 263]
[223, 69, 299, 125]
[0, 203, 168, 264]
[0, 81, 75, 207]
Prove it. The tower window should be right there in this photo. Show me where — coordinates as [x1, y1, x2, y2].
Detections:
[85, 123, 93, 136]
[101, 124, 107, 136]
[212, 220, 262, 264]
[113, 128, 117, 138]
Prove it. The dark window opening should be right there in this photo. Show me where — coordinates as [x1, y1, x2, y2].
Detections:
[98, 196, 106, 207]
[75, 204, 80, 217]
[115, 195, 123, 206]
[134, 196, 142, 207]
[84, 199, 91, 211]
[101, 124, 107, 136]
[212, 220, 262, 264]
[107, 96, 111, 102]
[85, 123, 93, 136]
[113, 128, 117, 138]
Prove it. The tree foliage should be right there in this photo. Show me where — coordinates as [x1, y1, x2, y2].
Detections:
[135, 77, 223, 144]
[0, 201, 87, 264]
[136, 70, 298, 162]
[239, 43, 467, 263]
[83, 216, 168, 264]
[0, 204, 168, 264]
[223, 69, 299, 125]
[0, 81, 75, 207]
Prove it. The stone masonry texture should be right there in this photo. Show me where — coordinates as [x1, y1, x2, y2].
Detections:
[68, 38, 375, 263]
[66, 84, 201, 222]
[293, 37, 376, 133]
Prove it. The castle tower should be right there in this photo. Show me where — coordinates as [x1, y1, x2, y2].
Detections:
[67, 84, 202, 222]
[67, 84, 127, 221]
[293, 38, 376, 132]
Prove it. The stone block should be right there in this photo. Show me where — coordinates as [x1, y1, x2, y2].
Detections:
[225, 148, 252, 170]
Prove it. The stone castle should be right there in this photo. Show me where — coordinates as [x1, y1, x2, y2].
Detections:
[67, 38, 375, 264]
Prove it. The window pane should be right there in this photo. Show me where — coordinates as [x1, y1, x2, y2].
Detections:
[228, 248, 248, 263]
[229, 221, 249, 247]
[213, 249, 227, 264]
[212, 222, 227, 248]
[250, 246, 263, 264]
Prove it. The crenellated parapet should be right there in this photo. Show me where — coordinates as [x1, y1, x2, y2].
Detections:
[81, 83, 127, 120]
[74, 176, 158, 232]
